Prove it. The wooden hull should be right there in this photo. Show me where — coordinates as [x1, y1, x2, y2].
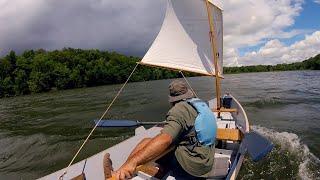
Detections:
[39, 95, 250, 180]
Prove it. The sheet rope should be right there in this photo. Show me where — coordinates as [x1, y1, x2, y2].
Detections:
[59, 63, 139, 179]
[179, 71, 199, 98]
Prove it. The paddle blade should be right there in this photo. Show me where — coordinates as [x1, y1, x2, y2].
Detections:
[244, 131, 273, 162]
[94, 120, 139, 127]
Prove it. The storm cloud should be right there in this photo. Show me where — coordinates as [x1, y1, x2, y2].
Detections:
[0, 0, 166, 57]
[1, 0, 319, 66]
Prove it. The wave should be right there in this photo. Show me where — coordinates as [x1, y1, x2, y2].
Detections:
[252, 126, 320, 180]
[244, 97, 293, 108]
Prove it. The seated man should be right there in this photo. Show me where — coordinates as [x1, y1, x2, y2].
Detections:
[112, 80, 216, 180]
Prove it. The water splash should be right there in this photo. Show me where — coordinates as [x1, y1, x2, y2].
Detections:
[239, 126, 320, 180]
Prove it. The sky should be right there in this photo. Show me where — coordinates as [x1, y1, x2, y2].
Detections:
[0, 0, 319, 67]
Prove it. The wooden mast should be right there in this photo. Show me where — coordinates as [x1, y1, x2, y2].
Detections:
[205, 0, 222, 114]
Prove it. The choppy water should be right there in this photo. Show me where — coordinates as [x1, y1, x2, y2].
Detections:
[0, 70, 319, 179]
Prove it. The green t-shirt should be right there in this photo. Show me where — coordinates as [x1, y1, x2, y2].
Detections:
[161, 101, 214, 177]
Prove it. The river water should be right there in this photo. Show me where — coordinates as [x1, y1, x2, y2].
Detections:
[0, 70, 319, 179]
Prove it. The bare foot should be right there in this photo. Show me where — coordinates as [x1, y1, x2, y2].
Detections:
[103, 153, 114, 179]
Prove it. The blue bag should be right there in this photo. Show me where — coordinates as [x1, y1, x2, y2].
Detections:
[187, 98, 217, 146]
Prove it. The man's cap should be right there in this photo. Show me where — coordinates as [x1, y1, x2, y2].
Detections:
[168, 80, 195, 103]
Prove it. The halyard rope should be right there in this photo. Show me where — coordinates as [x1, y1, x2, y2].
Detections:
[59, 63, 139, 179]
[179, 71, 199, 98]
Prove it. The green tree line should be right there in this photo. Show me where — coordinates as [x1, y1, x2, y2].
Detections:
[224, 54, 320, 74]
[0, 48, 195, 98]
[0, 48, 319, 98]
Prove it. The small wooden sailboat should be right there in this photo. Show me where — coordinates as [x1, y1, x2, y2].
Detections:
[39, 0, 272, 179]
[40, 96, 250, 180]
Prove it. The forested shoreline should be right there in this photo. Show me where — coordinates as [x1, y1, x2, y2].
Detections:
[224, 54, 320, 74]
[0, 48, 192, 98]
[0, 48, 319, 98]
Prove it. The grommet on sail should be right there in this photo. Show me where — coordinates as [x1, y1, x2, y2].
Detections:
[140, 0, 223, 77]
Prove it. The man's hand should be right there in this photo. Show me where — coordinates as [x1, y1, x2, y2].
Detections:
[113, 133, 173, 179]
[113, 160, 137, 180]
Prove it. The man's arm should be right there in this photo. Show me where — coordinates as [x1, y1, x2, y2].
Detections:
[127, 138, 151, 160]
[114, 133, 173, 180]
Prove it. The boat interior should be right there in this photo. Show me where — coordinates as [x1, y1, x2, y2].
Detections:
[131, 97, 247, 180]
[39, 96, 248, 180]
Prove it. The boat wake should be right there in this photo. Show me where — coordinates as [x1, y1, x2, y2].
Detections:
[238, 126, 320, 180]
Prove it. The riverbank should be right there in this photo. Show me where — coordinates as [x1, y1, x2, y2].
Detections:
[1, 48, 319, 98]
[224, 54, 320, 74]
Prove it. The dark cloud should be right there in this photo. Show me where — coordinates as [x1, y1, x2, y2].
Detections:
[0, 0, 166, 57]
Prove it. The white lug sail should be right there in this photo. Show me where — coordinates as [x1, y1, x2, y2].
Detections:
[140, 0, 223, 76]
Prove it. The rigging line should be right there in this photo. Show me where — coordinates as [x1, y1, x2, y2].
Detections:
[81, 159, 87, 174]
[179, 71, 199, 98]
[59, 63, 139, 180]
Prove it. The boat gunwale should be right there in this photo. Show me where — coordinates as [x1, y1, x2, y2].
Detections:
[226, 95, 250, 180]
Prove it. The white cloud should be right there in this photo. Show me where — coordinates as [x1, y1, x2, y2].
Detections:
[221, 0, 312, 66]
[238, 31, 320, 65]
[224, 48, 241, 67]
[314, 0, 320, 4]
[223, 0, 304, 47]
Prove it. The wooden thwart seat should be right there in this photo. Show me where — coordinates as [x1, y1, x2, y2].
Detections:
[217, 128, 242, 141]
[213, 108, 238, 113]
[136, 130, 242, 178]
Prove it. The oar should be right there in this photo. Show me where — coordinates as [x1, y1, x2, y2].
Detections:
[241, 131, 274, 162]
[94, 120, 167, 127]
